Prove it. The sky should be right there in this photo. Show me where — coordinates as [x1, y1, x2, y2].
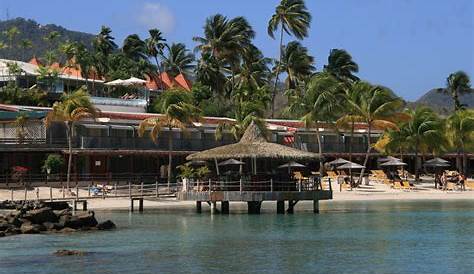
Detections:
[0, 0, 472, 101]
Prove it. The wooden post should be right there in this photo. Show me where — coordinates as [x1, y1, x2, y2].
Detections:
[24, 187, 27, 201]
[211, 201, 218, 214]
[240, 178, 243, 192]
[11, 188, 13, 201]
[138, 198, 144, 212]
[141, 182, 144, 197]
[88, 184, 91, 197]
[221, 201, 229, 214]
[329, 177, 333, 192]
[313, 200, 320, 214]
[128, 181, 132, 199]
[208, 179, 211, 193]
[277, 201, 285, 214]
[82, 200, 87, 211]
[62, 183, 65, 198]
[196, 201, 202, 213]
[50, 186, 53, 202]
[76, 185, 79, 200]
[130, 199, 134, 212]
[270, 178, 273, 192]
[155, 179, 159, 198]
[298, 180, 302, 192]
[114, 184, 117, 197]
[36, 188, 39, 200]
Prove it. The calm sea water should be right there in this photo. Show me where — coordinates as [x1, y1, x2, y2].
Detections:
[0, 200, 473, 274]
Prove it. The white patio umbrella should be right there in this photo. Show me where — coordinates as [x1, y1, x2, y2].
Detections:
[378, 156, 401, 163]
[218, 158, 245, 166]
[122, 77, 147, 86]
[380, 160, 407, 167]
[104, 79, 126, 86]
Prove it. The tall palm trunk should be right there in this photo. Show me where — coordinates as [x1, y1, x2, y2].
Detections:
[349, 121, 355, 188]
[359, 124, 372, 184]
[167, 128, 173, 190]
[315, 129, 324, 175]
[271, 27, 284, 118]
[154, 56, 163, 92]
[66, 122, 73, 190]
[414, 141, 420, 181]
[461, 142, 467, 174]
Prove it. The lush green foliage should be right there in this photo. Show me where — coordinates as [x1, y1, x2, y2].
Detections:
[42, 154, 65, 174]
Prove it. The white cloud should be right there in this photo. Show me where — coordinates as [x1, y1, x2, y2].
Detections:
[136, 2, 176, 33]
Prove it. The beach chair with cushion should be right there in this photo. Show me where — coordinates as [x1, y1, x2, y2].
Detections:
[402, 181, 414, 190]
[466, 180, 474, 190]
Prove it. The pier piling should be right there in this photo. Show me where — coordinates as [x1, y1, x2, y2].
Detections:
[276, 201, 285, 214]
[313, 200, 319, 214]
[221, 201, 229, 214]
[196, 201, 202, 213]
[247, 201, 262, 214]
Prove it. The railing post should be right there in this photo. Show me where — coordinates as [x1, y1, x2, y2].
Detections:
[11, 188, 14, 201]
[328, 178, 333, 192]
[36, 187, 39, 200]
[270, 178, 273, 192]
[155, 178, 159, 198]
[114, 183, 117, 197]
[76, 184, 79, 200]
[50, 186, 53, 202]
[298, 180, 302, 192]
[24, 187, 27, 201]
[240, 178, 243, 193]
[141, 182, 144, 197]
[208, 179, 211, 193]
[128, 181, 132, 199]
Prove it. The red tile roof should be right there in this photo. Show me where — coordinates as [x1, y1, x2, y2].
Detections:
[146, 72, 192, 91]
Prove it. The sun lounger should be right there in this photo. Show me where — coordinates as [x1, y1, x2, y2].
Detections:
[466, 180, 474, 190]
[402, 181, 414, 190]
[445, 182, 456, 191]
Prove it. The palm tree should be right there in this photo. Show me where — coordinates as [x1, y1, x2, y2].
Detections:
[139, 91, 201, 188]
[43, 31, 61, 52]
[337, 82, 406, 183]
[14, 112, 29, 144]
[446, 110, 474, 174]
[445, 71, 471, 111]
[287, 72, 343, 174]
[193, 14, 255, 60]
[324, 49, 359, 82]
[122, 34, 147, 62]
[233, 44, 271, 91]
[93, 26, 118, 78]
[44, 88, 98, 189]
[3, 26, 20, 50]
[401, 107, 444, 180]
[19, 39, 33, 61]
[195, 52, 229, 96]
[161, 43, 195, 77]
[268, 0, 311, 117]
[145, 29, 167, 77]
[275, 41, 315, 91]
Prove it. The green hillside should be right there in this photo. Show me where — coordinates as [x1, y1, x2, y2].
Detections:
[0, 17, 94, 61]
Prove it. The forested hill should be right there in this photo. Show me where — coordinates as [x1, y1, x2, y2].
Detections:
[411, 88, 474, 115]
[0, 18, 94, 61]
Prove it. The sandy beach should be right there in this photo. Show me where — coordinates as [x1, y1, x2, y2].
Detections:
[1, 177, 472, 211]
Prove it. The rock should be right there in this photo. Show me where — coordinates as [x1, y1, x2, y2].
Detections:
[59, 227, 77, 233]
[96, 220, 116, 230]
[0, 231, 5, 237]
[76, 212, 98, 228]
[23, 207, 58, 224]
[0, 221, 13, 232]
[20, 223, 41, 234]
[4, 227, 21, 236]
[43, 222, 63, 231]
[44, 201, 70, 211]
[54, 249, 87, 256]
[53, 209, 71, 217]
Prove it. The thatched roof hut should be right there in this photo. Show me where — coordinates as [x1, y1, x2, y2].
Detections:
[186, 123, 318, 160]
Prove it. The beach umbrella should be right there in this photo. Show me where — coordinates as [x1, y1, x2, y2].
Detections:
[122, 77, 147, 86]
[278, 161, 306, 168]
[105, 79, 126, 86]
[424, 157, 449, 166]
[218, 158, 245, 166]
[327, 158, 350, 166]
[380, 160, 407, 167]
[278, 161, 306, 174]
[424, 161, 450, 167]
[337, 162, 365, 170]
[378, 156, 401, 163]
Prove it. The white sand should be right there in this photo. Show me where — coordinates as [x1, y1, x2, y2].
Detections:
[1, 177, 472, 211]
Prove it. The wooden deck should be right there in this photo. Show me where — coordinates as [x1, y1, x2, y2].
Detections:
[177, 190, 332, 202]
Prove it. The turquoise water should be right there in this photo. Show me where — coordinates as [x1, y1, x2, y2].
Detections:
[1, 200, 473, 274]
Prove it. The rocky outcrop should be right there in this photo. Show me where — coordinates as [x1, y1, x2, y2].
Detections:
[54, 250, 88, 256]
[0, 201, 116, 237]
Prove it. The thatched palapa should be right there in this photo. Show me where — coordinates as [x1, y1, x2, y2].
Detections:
[186, 123, 318, 160]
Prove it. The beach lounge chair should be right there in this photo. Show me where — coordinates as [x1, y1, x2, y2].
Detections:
[466, 180, 474, 190]
[402, 181, 414, 190]
[393, 181, 404, 189]
[445, 182, 456, 191]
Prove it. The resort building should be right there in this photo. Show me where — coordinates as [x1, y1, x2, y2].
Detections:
[0, 103, 472, 180]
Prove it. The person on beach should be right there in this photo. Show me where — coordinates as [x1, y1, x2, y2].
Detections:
[441, 172, 447, 190]
[458, 173, 466, 191]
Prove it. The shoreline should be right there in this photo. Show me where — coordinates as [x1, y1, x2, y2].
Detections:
[1, 180, 472, 211]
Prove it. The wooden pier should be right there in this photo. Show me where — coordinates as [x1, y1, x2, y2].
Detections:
[177, 179, 333, 214]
